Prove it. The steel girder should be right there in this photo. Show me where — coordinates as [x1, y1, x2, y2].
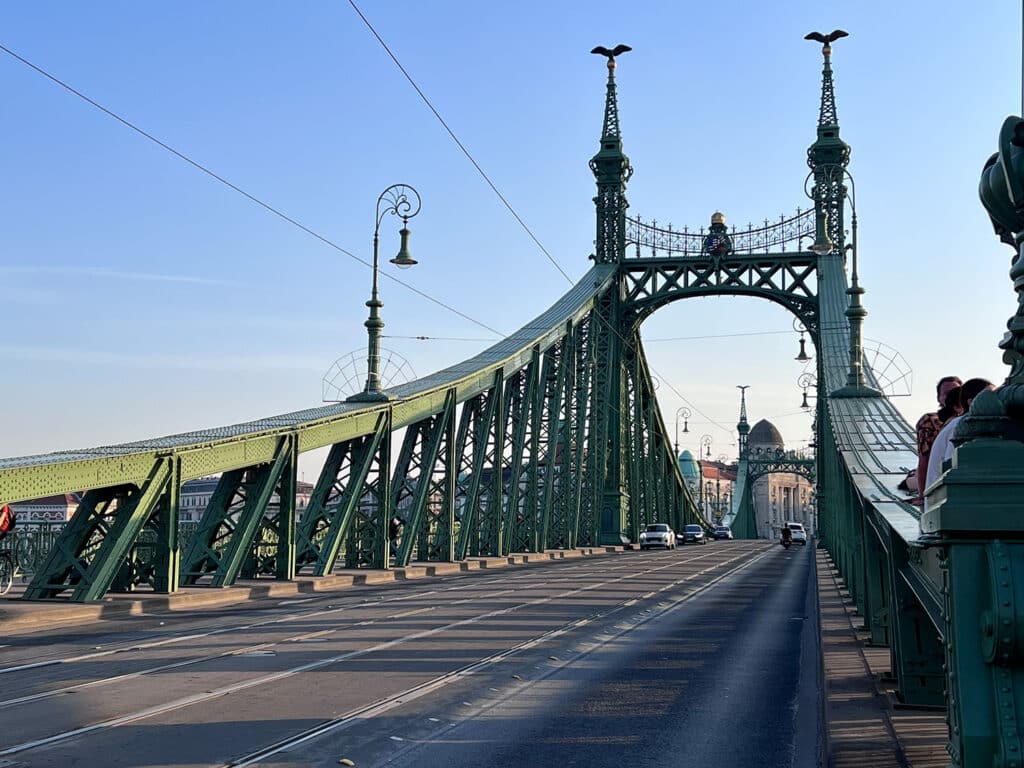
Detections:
[25, 458, 174, 600]
[727, 459, 758, 540]
[392, 392, 457, 566]
[746, 456, 816, 485]
[179, 435, 295, 587]
[621, 253, 820, 339]
[543, 323, 586, 550]
[294, 413, 389, 575]
[345, 412, 393, 569]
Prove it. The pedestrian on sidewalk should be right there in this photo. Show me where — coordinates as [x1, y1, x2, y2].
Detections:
[913, 375, 961, 504]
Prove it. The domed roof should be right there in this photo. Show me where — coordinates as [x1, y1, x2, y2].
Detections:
[677, 450, 699, 479]
[748, 419, 784, 447]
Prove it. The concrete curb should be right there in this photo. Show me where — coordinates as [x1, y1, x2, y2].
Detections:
[0, 547, 626, 635]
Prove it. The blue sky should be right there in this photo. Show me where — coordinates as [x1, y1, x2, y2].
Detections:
[0, 1, 1018, 479]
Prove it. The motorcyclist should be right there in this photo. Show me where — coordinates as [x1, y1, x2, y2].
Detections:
[780, 525, 793, 548]
[389, 516, 403, 551]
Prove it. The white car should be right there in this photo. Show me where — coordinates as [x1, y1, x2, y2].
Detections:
[639, 523, 676, 550]
[787, 522, 808, 546]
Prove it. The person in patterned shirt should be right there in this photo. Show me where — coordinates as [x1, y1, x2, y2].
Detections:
[913, 376, 961, 503]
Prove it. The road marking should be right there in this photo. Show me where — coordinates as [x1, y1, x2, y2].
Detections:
[0, 545, 768, 759]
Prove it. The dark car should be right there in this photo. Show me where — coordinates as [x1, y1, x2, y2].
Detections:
[713, 525, 733, 540]
[681, 524, 707, 544]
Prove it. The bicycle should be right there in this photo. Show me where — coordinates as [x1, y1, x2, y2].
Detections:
[0, 549, 14, 595]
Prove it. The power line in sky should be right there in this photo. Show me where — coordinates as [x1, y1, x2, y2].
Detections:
[0, 41, 506, 338]
[646, 329, 792, 342]
[342, 2, 739, 434]
[0, 39, 776, 439]
[346, 0, 575, 286]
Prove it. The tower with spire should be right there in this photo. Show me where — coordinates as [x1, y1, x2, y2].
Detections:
[805, 31, 850, 255]
[590, 45, 633, 264]
[737, 385, 751, 457]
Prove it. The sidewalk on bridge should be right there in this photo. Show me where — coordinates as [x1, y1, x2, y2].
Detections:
[0, 546, 625, 635]
[818, 548, 948, 767]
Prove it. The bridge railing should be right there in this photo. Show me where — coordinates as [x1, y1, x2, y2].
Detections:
[625, 208, 815, 258]
[815, 251, 947, 709]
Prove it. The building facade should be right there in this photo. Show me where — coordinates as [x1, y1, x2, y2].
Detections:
[697, 460, 736, 524]
[10, 494, 81, 526]
[179, 477, 314, 524]
[747, 419, 815, 539]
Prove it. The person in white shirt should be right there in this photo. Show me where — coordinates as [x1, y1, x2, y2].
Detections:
[925, 378, 995, 496]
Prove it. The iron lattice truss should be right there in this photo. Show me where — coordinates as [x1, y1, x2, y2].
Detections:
[745, 452, 816, 484]
[2, 266, 707, 600]
[619, 252, 820, 334]
[625, 208, 816, 258]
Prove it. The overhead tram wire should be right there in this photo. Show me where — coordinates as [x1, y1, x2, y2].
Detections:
[383, 334, 500, 342]
[0, 42, 766, 440]
[0, 40, 726, 434]
[0, 42, 504, 339]
[345, 2, 732, 433]
[346, 0, 575, 286]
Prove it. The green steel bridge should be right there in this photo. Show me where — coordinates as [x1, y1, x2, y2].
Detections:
[3, 36, 1024, 768]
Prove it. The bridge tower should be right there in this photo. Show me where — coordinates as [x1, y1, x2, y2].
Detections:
[587, 45, 635, 545]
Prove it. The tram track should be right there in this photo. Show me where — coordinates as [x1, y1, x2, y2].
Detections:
[0, 548, 723, 714]
[0, 549, 638, 673]
[228, 544, 775, 766]
[0, 544, 768, 761]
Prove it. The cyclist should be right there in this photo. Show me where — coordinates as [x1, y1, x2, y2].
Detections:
[0, 504, 16, 594]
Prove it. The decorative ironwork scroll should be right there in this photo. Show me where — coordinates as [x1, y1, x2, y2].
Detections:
[625, 208, 815, 258]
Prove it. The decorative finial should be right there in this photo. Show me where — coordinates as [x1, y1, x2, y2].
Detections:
[590, 44, 632, 69]
[804, 29, 849, 56]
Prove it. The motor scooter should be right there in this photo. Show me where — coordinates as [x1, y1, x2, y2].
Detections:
[780, 530, 792, 549]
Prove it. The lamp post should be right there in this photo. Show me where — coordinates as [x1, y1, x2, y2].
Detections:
[831, 172, 880, 398]
[674, 407, 691, 455]
[798, 371, 817, 410]
[700, 434, 713, 460]
[348, 184, 422, 403]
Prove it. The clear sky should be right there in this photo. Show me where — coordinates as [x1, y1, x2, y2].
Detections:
[0, 1, 1019, 480]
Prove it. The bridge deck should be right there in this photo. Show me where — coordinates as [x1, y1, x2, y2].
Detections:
[0, 543, 949, 767]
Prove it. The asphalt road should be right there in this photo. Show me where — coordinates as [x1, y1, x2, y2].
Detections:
[0, 540, 820, 768]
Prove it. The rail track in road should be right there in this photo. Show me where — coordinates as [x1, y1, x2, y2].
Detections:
[0, 542, 774, 767]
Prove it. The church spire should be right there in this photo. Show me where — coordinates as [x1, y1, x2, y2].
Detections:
[589, 44, 633, 264]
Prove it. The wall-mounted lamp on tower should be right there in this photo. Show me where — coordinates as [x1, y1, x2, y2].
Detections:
[674, 407, 692, 456]
[700, 434, 713, 460]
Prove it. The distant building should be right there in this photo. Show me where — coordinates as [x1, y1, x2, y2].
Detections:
[698, 460, 737, 523]
[10, 493, 80, 526]
[747, 419, 815, 538]
[677, 450, 700, 499]
[178, 477, 314, 524]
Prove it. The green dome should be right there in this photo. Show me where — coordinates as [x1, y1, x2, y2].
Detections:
[678, 449, 700, 479]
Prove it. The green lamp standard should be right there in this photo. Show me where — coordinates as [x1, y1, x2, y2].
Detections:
[674, 407, 691, 456]
[348, 184, 421, 403]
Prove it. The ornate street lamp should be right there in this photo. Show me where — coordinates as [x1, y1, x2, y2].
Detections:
[674, 407, 691, 455]
[798, 371, 817, 410]
[348, 184, 422, 402]
[793, 317, 812, 363]
[700, 434, 713, 460]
